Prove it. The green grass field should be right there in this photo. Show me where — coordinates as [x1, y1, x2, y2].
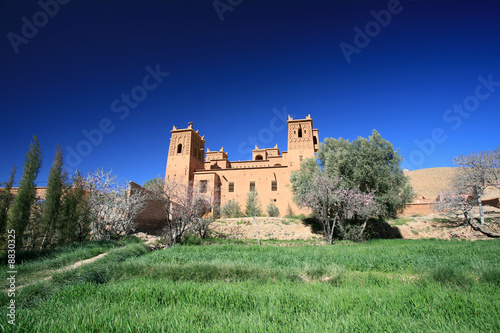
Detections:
[1, 239, 499, 332]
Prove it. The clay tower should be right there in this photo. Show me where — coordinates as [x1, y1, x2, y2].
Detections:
[165, 122, 206, 184]
[286, 114, 319, 169]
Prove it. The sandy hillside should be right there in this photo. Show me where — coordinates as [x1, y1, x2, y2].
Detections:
[406, 167, 500, 200]
[405, 167, 458, 200]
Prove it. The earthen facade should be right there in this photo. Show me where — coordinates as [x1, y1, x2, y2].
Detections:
[165, 115, 319, 217]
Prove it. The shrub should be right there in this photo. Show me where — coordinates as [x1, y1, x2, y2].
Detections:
[221, 200, 242, 218]
[337, 222, 365, 241]
[266, 201, 280, 217]
[180, 233, 203, 246]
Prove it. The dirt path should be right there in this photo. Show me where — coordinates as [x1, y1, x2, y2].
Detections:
[16, 250, 114, 290]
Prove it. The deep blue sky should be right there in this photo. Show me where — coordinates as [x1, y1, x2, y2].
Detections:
[1, 0, 499, 186]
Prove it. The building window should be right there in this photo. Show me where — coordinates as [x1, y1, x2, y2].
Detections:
[255, 155, 263, 161]
[249, 181, 255, 191]
[228, 182, 234, 192]
[299, 155, 303, 162]
[313, 136, 318, 145]
[177, 143, 182, 154]
[298, 127, 302, 138]
[271, 181, 277, 191]
[200, 180, 207, 193]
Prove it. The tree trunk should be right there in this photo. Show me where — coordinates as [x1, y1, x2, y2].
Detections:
[477, 196, 485, 225]
[252, 215, 261, 246]
[465, 212, 500, 238]
[328, 217, 337, 245]
[359, 220, 368, 239]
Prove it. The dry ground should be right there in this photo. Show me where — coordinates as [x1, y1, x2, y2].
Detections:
[210, 217, 321, 241]
[391, 209, 500, 240]
[209, 211, 500, 241]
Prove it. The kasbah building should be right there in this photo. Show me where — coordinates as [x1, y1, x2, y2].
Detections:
[165, 114, 319, 216]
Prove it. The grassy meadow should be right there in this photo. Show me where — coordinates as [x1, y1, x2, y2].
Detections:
[1, 238, 499, 332]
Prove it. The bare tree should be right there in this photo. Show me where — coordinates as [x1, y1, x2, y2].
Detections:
[294, 172, 376, 245]
[435, 173, 500, 238]
[452, 148, 500, 225]
[144, 176, 219, 245]
[84, 169, 147, 240]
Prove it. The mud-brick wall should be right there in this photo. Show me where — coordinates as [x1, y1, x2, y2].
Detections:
[400, 203, 434, 216]
[129, 182, 169, 234]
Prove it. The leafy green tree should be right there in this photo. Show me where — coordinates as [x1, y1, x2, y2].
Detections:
[25, 198, 44, 249]
[245, 189, 262, 217]
[245, 189, 262, 245]
[58, 172, 91, 244]
[317, 129, 413, 219]
[7, 135, 43, 247]
[290, 158, 321, 200]
[40, 144, 67, 247]
[0, 165, 16, 243]
[266, 201, 279, 217]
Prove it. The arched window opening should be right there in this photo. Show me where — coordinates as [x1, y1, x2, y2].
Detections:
[298, 126, 302, 138]
[177, 144, 182, 154]
[255, 155, 263, 161]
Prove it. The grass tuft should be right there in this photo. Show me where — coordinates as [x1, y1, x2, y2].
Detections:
[429, 265, 473, 287]
[480, 268, 500, 286]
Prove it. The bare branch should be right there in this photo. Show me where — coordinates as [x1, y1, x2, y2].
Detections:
[84, 168, 147, 240]
[144, 176, 219, 245]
